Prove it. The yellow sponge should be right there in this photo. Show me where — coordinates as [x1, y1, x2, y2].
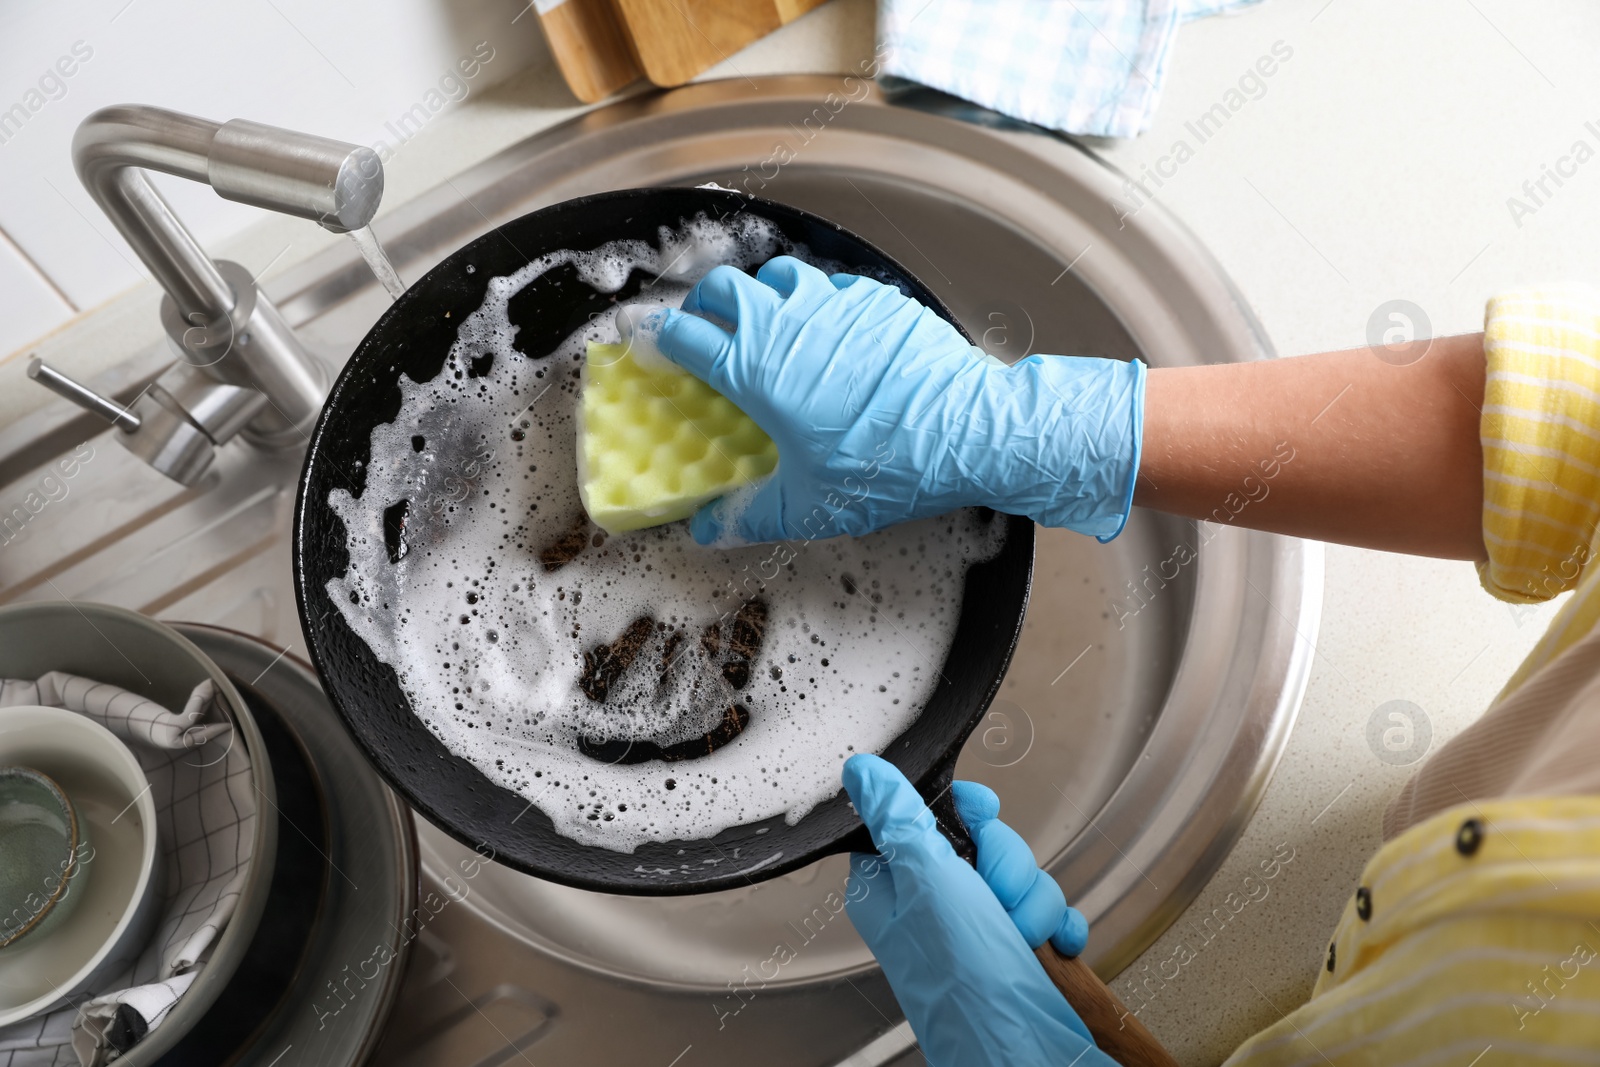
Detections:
[577, 341, 778, 534]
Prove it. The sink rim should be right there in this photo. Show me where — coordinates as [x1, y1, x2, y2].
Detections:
[348, 74, 1324, 987]
[0, 74, 1322, 998]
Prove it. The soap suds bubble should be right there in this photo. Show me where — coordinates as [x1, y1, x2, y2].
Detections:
[327, 214, 1001, 853]
[701, 480, 764, 548]
[614, 303, 678, 375]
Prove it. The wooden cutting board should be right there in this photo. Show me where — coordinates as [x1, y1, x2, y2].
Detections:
[536, 0, 641, 104]
[537, 0, 832, 102]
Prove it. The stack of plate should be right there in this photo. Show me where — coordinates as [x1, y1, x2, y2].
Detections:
[0, 603, 415, 1066]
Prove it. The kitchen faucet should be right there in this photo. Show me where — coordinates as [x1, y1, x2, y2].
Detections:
[28, 105, 383, 485]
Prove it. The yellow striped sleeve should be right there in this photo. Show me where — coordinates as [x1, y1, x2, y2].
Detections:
[1474, 288, 1600, 696]
[1478, 287, 1600, 604]
[1225, 796, 1600, 1067]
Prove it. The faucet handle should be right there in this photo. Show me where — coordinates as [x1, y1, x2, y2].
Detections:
[28, 358, 219, 486]
[27, 359, 142, 432]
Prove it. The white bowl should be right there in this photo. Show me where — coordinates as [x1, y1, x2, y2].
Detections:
[0, 706, 161, 1027]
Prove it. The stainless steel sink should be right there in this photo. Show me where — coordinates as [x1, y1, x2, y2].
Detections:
[0, 76, 1320, 1066]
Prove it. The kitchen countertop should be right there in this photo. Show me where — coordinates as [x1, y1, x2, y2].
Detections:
[5, 0, 1593, 1062]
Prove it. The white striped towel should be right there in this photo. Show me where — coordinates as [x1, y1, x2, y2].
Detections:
[878, 0, 1267, 138]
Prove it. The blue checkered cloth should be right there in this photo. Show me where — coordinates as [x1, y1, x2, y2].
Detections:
[878, 0, 1265, 139]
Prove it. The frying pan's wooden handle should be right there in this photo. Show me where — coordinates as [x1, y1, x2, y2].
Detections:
[1034, 944, 1179, 1067]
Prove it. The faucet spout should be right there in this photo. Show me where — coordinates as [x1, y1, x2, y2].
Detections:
[73, 105, 382, 324]
[43, 106, 386, 482]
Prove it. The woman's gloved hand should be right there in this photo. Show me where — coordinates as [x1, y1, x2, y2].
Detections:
[840, 754, 1118, 1067]
[651, 257, 1145, 546]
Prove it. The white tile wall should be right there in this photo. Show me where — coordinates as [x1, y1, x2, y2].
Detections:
[0, 0, 552, 360]
[0, 227, 77, 353]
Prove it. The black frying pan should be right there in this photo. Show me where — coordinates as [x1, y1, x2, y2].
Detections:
[293, 186, 1179, 1066]
[293, 187, 1033, 894]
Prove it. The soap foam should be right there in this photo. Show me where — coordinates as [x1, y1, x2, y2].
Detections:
[327, 214, 1001, 854]
[612, 303, 679, 376]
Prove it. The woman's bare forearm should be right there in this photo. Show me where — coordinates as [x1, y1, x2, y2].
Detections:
[1135, 334, 1487, 560]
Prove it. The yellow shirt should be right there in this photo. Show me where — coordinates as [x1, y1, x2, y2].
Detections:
[1226, 288, 1600, 1067]
[1478, 288, 1600, 691]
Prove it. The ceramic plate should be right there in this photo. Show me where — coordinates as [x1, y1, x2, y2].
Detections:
[167, 625, 415, 1067]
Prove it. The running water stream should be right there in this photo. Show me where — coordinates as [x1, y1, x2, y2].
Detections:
[347, 224, 408, 301]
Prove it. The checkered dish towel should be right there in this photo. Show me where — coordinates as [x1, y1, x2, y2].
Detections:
[878, 0, 1266, 138]
[0, 674, 256, 1067]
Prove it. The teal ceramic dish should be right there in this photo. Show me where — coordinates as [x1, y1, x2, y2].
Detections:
[0, 766, 88, 949]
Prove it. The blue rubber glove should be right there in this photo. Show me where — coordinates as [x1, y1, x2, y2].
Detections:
[652, 256, 1145, 546]
[840, 754, 1118, 1067]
